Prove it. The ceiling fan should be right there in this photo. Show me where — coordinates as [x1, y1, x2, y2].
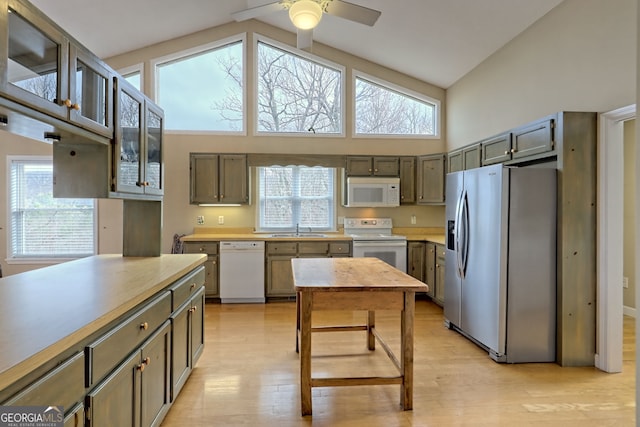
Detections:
[231, 0, 381, 50]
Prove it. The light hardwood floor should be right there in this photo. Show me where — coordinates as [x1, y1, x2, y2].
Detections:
[161, 299, 635, 426]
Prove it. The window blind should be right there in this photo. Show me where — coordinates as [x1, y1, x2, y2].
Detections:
[10, 159, 96, 258]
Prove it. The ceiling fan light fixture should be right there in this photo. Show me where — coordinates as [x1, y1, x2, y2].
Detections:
[289, 0, 323, 30]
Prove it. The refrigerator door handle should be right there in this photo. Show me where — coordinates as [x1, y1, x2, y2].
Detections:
[454, 190, 465, 278]
[460, 191, 469, 278]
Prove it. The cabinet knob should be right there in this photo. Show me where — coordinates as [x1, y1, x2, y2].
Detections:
[63, 99, 72, 108]
[190, 283, 196, 290]
[137, 357, 151, 372]
[189, 306, 198, 313]
[140, 322, 149, 330]
[504, 150, 509, 155]
[72, 103, 80, 111]
[510, 148, 516, 153]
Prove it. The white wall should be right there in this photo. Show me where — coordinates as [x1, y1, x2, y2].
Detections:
[447, 0, 636, 149]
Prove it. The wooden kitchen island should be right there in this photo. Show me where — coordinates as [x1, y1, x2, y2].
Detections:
[0, 254, 206, 426]
[292, 257, 428, 416]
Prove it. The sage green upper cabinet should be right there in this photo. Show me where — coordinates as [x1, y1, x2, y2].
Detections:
[416, 154, 445, 204]
[510, 117, 555, 160]
[481, 132, 512, 165]
[462, 144, 481, 170]
[447, 150, 463, 173]
[399, 156, 416, 204]
[1, 0, 113, 138]
[113, 77, 164, 197]
[346, 156, 399, 177]
[189, 153, 249, 205]
[481, 117, 554, 166]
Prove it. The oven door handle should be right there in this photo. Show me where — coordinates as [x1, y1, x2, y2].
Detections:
[352, 241, 407, 247]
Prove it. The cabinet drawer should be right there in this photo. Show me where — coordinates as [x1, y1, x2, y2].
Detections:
[329, 242, 350, 255]
[266, 242, 297, 255]
[86, 291, 171, 387]
[298, 242, 329, 254]
[170, 266, 205, 311]
[183, 242, 218, 255]
[4, 352, 85, 410]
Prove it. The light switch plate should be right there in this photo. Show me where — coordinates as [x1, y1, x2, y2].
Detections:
[218, 216, 224, 225]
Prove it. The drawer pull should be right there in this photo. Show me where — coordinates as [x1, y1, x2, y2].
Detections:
[190, 283, 196, 290]
[140, 322, 149, 331]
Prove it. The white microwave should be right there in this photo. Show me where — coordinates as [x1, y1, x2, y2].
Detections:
[345, 177, 400, 207]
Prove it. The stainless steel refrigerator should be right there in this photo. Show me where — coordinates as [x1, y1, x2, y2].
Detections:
[444, 164, 556, 363]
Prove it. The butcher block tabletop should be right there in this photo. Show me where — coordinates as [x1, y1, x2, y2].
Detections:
[292, 257, 428, 292]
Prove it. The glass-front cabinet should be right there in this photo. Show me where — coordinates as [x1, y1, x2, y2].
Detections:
[114, 76, 164, 197]
[1, 0, 113, 137]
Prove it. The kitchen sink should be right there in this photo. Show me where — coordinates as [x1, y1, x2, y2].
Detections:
[269, 233, 327, 238]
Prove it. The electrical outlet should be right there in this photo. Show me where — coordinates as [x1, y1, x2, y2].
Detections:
[197, 216, 204, 225]
[218, 215, 224, 225]
[411, 215, 417, 225]
[623, 276, 629, 288]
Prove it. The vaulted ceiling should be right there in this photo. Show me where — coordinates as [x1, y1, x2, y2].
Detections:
[31, 0, 564, 88]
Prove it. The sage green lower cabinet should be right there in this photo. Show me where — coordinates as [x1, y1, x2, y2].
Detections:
[170, 286, 205, 400]
[434, 245, 446, 306]
[407, 242, 426, 283]
[425, 243, 437, 300]
[86, 321, 171, 427]
[266, 241, 351, 297]
[64, 403, 85, 427]
[183, 242, 219, 298]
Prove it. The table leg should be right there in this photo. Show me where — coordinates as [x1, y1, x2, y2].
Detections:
[300, 291, 313, 416]
[367, 310, 376, 350]
[401, 291, 415, 410]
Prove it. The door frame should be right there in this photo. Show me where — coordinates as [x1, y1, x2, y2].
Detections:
[597, 104, 635, 372]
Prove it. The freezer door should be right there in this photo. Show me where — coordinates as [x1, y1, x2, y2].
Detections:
[444, 171, 463, 327]
[461, 164, 508, 356]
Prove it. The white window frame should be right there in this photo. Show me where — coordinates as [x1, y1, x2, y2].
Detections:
[255, 166, 338, 233]
[253, 34, 346, 138]
[150, 33, 247, 135]
[6, 156, 98, 264]
[352, 70, 440, 139]
[118, 63, 144, 92]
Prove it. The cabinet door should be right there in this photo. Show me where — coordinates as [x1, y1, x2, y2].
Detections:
[205, 255, 219, 297]
[219, 154, 248, 204]
[190, 287, 205, 365]
[63, 403, 84, 427]
[3, 0, 70, 120]
[399, 157, 416, 204]
[266, 256, 295, 297]
[417, 154, 445, 204]
[373, 157, 399, 176]
[447, 150, 463, 173]
[434, 245, 446, 305]
[87, 350, 141, 427]
[425, 243, 436, 299]
[407, 242, 425, 283]
[346, 156, 373, 176]
[190, 154, 219, 204]
[114, 77, 145, 194]
[511, 118, 554, 160]
[481, 133, 512, 165]
[69, 44, 113, 137]
[140, 321, 171, 427]
[462, 144, 481, 170]
[144, 101, 164, 196]
[170, 301, 190, 401]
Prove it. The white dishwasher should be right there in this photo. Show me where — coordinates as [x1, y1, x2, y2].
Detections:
[219, 241, 265, 303]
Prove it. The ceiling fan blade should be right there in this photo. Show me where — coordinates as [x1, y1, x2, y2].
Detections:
[297, 28, 313, 50]
[231, 2, 285, 22]
[325, 0, 381, 26]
